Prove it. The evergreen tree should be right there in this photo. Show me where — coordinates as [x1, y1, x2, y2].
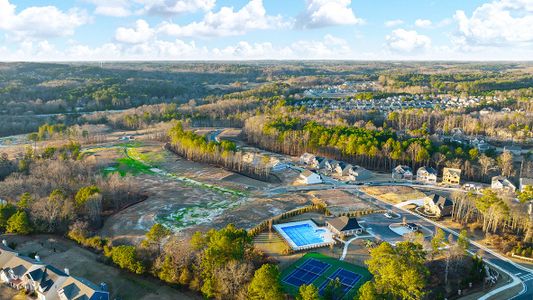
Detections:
[248, 264, 284, 300]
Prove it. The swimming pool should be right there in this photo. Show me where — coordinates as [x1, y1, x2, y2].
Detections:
[274, 220, 334, 250]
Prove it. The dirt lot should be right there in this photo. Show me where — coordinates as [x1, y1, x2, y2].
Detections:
[0, 234, 199, 300]
[309, 189, 380, 215]
[84, 137, 310, 244]
[361, 185, 427, 204]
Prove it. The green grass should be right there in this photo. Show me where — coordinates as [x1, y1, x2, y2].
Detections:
[103, 156, 155, 177]
[280, 252, 372, 300]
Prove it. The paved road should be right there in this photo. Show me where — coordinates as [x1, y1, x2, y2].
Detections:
[353, 188, 533, 300]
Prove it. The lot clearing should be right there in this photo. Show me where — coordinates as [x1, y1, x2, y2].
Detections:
[309, 189, 381, 216]
[0, 234, 199, 300]
[361, 185, 427, 204]
[82, 137, 308, 244]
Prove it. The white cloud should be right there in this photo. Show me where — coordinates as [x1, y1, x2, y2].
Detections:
[213, 34, 351, 59]
[0, 0, 90, 40]
[415, 19, 432, 28]
[297, 0, 363, 28]
[137, 0, 215, 15]
[115, 19, 155, 44]
[86, 0, 215, 17]
[385, 19, 404, 27]
[86, 0, 132, 17]
[454, 0, 533, 46]
[157, 0, 287, 37]
[386, 28, 431, 53]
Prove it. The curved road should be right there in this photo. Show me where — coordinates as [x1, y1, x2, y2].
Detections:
[353, 188, 533, 300]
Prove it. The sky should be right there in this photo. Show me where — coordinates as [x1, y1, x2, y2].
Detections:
[0, 0, 532, 61]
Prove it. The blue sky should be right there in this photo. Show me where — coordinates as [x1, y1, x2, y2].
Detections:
[0, 0, 532, 61]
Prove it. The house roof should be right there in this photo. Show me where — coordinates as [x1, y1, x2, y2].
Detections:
[301, 169, 318, 178]
[316, 156, 326, 163]
[394, 165, 412, 173]
[327, 216, 361, 232]
[1, 255, 45, 281]
[59, 276, 108, 300]
[444, 168, 461, 176]
[28, 265, 68, 293]
[426, 194, 453, 208]
[492, 176, 516, 189]
[418, 166, 437, 175]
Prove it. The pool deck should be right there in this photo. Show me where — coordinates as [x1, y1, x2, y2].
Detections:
[273, 220, 334, 251]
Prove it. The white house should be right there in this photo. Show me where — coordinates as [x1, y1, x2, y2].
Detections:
[348, 165, 372, 181]
[423, 194, 453, 217]
[335, 162, 353, 176]
[299, 153, 315, 165]
[299, 170, 322, 184]
[417, 167, 437, 184]
[491, 176, 516, 193]
[323, 159, 340, 172]
[0, 240, 109, 300]
[392, 165, 413, 180]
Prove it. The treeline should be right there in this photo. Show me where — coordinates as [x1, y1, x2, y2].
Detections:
[386, 109, 532, 141]
[71, 222, 284, 300]
[167, 122, 274, 181]
[245, 116, 435, 172]
[379, 72, 533, 95]
[0, 142, 143, 234]
[0, 62, 263, 116]
[452, 190, 531, 245]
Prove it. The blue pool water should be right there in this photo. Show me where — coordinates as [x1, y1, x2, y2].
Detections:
[280, 224, 327, 247]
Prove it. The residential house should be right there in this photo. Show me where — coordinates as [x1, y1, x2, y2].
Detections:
[326, 216, 363, 237]
[442, 168, 461, 185]
[28, 265, 69, 300]
[323, 159, 340, 172]
[58, 277, 109, 300]
[0, 240, 109, 300]
[271, 160, 290, 172]
[423, 194, 453, 217]
[0, 252, 43, 292]
[520, 178, 533, 193]
[491, 176, 516, 193]
[348, 165, 372, 181]
[299, 153, 315, 165]
[470, 138, 490, 152]
[299, 170, 322, 184]
[416, 167, 437, 184]
[392, 165, 413, 180]
[335, 162, 353, 176]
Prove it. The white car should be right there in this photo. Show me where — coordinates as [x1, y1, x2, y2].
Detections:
[384, 211, 400, 219]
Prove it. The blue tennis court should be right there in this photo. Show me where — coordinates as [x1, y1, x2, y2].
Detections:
[283, 259, 331, 287]
[328, 269, 362, 286]
[318, 268, 362, 298]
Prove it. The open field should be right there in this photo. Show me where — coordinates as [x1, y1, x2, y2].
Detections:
[81, 136, 310, 243]
[0, 234, 199, 300]
[361, 185, 427, 204]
